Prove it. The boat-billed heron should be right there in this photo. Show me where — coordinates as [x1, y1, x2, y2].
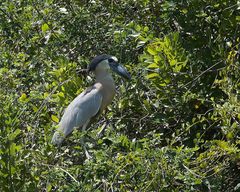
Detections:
[51, 54, 131, 158]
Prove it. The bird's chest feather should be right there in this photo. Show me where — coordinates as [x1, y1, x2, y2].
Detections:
[95, 74, 116, 111]
[100, 82, 115, 111]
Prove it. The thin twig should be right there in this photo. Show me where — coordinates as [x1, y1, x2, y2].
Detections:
[39, 163, 80, 184]
[31, 78, 73, 124]
[182, 164, 203, 178]
[57, 167, 80, 185]
[180, 60, 223, 89]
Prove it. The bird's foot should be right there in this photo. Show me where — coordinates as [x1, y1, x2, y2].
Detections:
[85, 150, 92, 160]
[97, 122, 108, 138]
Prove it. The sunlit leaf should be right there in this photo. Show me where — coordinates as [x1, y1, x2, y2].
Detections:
[41, 23, 49, 33]
[19, 93, 27, 102]
[147, 46, 157, 55]
[146, 73, 159, 79]
[9, 129, 21, 140]
[147, 63, 159, 68]
[51, 115, 59, 123]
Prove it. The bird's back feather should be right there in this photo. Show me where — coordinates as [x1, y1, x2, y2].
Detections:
[51, 85, 103, 145]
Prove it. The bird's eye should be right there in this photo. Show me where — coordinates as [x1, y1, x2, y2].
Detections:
[108, 58, 114, 63]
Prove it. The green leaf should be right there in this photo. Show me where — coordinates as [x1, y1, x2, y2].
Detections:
[47, 184, 52, 192]
[143, 26, 149, 32]
[170, 59, 177, 66]
[9, 129, 21, 140]
[146, 73, 159, 79]
[19, 93, 27, 102]
[58, 92, 65, 98]
[147, 46, 157, 55]
[147, 63, 159, 68]
[41, 23, 49, 33]
[51, 115, 59, 123]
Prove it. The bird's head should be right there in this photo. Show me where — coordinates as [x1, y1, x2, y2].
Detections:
[88, 54, 131, 80]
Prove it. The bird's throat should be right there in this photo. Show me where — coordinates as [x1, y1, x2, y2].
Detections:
[95, 74, 116, 112]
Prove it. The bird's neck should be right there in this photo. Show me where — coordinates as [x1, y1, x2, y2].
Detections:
[95, 72, 115, 85]
[95, 72, 116, 112]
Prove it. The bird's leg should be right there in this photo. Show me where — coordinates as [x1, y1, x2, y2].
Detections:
[97, 110, 110, 138]
[81, 119, 92, 159]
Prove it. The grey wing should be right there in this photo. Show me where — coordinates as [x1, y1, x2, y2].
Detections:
[51, 87, 102, 145]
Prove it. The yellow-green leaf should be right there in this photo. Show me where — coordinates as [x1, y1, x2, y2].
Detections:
[42, 23, 49, 33]
[51, 115, 59, 123]
[147, 46, 157, 55]
[147, 63, 159, 69]
[170, 59, 177, 66]
[146, 73, 159, 79]
[32, 105, 38, 112]
[58, 92, 65, 98]
[9, 129, 21, 140]
[19, 93, 27, 102]
[44, 92, 49, 98]
[143, 26, 149, 32]
[238, 113, 240, 120]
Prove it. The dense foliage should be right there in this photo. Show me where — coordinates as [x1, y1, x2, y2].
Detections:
[0, 0, 240, 191]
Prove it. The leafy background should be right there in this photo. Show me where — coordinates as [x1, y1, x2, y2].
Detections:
[0, 0, 240, 191]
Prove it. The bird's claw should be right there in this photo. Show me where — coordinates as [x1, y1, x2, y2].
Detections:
[85, 150, 92, 160]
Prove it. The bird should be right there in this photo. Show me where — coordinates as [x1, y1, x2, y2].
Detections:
[51, 54, 131, 158]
